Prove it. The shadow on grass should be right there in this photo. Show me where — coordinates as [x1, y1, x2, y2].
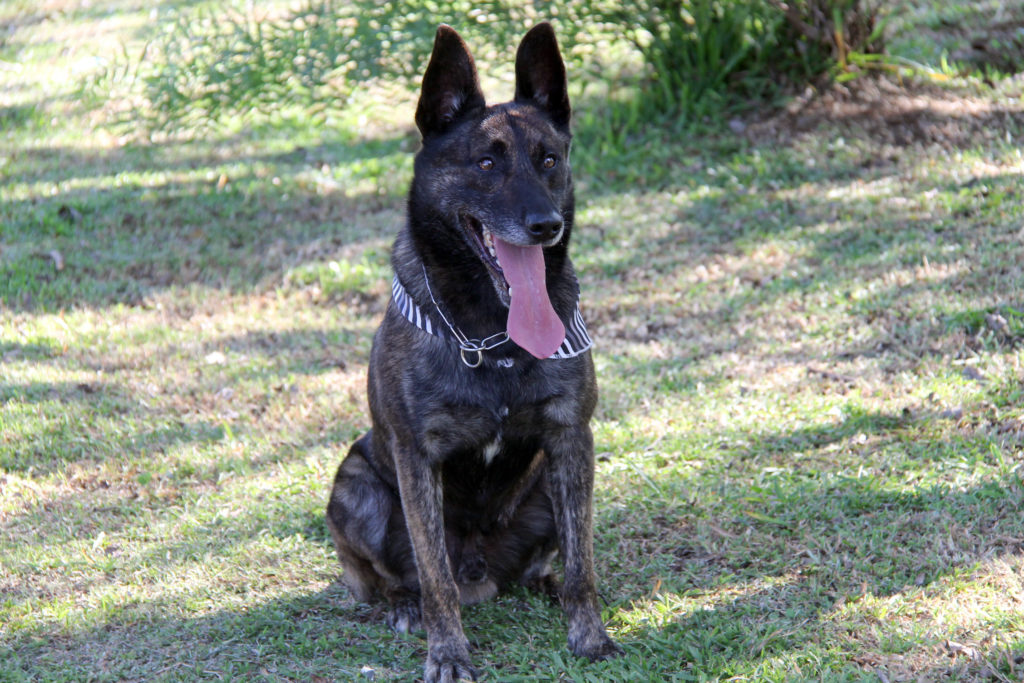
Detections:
[584, 382, 1023, 674]
[1, 130, 411, 313]
[8, 130, 412, 186]
[0, 582, 401, 682]
[574, 85, 1024, 196]
[581, 165, 1022, 407]
[0, 103, 47, 133]
[592, 470, 1023, 678]
[5, 81, 1021, 320]
[4, 389, 1022, 680]
[2, 462, 1020, 681]
[188, 327, 373, 376]
[586, 166, 1021, 284]
[613, 531, 1023, 680]
[0, 340, 61, 361]
[0, 379, 230, 474]
[3, 345, 1021, 680]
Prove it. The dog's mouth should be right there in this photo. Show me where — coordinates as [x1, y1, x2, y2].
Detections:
[461, 214, 508, 301]
[459, 213, 566, 359]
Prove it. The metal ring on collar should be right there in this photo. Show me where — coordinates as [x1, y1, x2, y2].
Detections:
[459, 346, 483, 368]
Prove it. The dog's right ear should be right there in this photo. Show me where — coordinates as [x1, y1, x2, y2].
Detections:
[415, 25, 486, 138]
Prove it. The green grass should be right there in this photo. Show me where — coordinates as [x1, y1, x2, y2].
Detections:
[3, 1, 1024, 681]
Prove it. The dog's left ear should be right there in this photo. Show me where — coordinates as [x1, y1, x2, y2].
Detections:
[514, 22, 570, 130]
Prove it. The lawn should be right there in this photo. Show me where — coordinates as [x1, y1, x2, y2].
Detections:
[2, 1, 1023, 681]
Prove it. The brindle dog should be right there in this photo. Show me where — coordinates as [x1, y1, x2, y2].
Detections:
[326, 22, 622, 682]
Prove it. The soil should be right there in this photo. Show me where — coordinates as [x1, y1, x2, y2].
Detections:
[746, 74, 1024, 148]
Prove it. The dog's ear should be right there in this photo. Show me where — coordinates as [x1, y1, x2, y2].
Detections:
[415, 25, 486, 138]
[514, 22, 570, 129]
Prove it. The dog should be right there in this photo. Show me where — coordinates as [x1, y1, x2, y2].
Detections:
[326, 22, 622, 682]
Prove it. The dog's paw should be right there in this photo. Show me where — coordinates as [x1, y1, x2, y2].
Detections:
[386, 599, 422, 634]
[424, 645, 477, 683]
[521, 572, 561, 603]
[569, 632, 624, 662]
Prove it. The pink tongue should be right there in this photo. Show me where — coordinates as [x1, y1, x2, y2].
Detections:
[492, 237, 565, 359]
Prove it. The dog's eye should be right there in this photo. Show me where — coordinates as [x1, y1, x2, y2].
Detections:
[542, 154, 557, 169]
[478, 157, 494, 171]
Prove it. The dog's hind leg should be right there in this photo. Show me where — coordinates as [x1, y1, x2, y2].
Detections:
[520, 544, 561, 601]
[327, 432, 420, 625]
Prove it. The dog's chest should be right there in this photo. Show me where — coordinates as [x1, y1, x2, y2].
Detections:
[412, 355, 582, 466]
[466, 401, 546, 470]
[481, 434, 502, 465]
[479, 406, 509, 465]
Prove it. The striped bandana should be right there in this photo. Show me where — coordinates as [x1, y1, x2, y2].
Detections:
[390, 275, 593, 368]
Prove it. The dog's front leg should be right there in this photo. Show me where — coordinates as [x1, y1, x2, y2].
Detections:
[545, 425, 623, 661]
[393, 446, 476, 683]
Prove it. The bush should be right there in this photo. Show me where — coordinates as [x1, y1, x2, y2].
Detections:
[594, 0, 885, 115]
[96, 0, 885, 133]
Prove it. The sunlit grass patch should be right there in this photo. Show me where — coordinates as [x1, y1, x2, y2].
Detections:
[284, 252, 391, 300]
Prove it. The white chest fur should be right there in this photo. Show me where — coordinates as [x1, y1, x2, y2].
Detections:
[481, 405, 510, 465]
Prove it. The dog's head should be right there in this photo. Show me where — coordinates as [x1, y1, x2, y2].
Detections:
[410, 23, 574, 358]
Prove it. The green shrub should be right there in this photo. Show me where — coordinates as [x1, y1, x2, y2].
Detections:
[94, 0, 885, 133]
[596, 0, 885, 115]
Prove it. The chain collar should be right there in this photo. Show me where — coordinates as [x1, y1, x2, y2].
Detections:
[390, 269, 592, 369]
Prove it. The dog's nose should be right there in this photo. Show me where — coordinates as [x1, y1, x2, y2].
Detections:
[526, 211, 563, 243]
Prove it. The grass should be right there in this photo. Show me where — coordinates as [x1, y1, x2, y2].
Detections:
[3, 1, 1024, 681]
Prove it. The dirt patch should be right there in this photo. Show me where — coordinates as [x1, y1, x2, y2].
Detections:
[746, 75, 1024, 148]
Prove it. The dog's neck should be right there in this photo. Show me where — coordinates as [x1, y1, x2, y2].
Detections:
[389, 228, 590, 366]
[389, 272, 592, 368]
